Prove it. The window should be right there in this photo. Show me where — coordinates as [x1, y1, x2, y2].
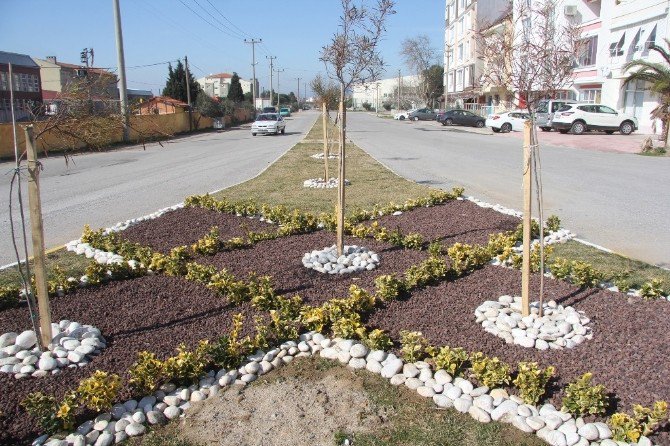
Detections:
[522, 18, 531, 41]
[458, 17, 464, 34]
[623, 79, 645, 118]
[465, 40, 470, 61]
[463, 66, 469, 87]
[469, 64, 475, 87]
[456, 69, 463, 86]
[609, 33, 625, 56]
[447, 50, 453, 67]
[465, 12, 470, 31]
[0, 72, 7, 91]
[457, 44, 463, 62]
[579, 89, 601, 103]
[577, 105, 597, 113]
[644, 25, 657, 50]
[630, 28, 641, 52]
[577, 36, 598, 67]
[597, 105, 616, 114]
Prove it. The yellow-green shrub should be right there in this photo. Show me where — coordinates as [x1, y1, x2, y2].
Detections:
[185, 262, 217, 284]
[300, 305, 329, 332]
[364, 329, 393, 351]
[639, 279, 665, 300]
[470, 352, 511, 388]
[609, 401, 669, 442]
[561, 372, 609, 416]
[128, 351, 164, 396]
[447, 243, 491, 276]
[513, 362, 555, 405]
[210, 314, 252, 369]
[402, 233, 424, 249]
[570, 261, 603, 288]
[374, 274, 404, 301]
[545, 215, 561, 232]
[0, 285, 20, 310]
[76, 370, 122, 412]
[22, 391, 78, 434]
[331, 313, 366, 339]
[84, 261, 107, 285]
[191, 227, 221, 255]
[163, 340, 211, 385]
[428, 345, 468, 377]
[399, 330, 429, 362]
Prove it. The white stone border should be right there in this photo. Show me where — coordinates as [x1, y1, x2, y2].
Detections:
[310, 153, 339, 159]
[302, 245, 380, 274]
[32, 333, 653, 446]
[303, 178, 350, 189]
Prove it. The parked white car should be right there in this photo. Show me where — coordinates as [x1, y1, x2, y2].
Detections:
[393, 109, 416, 120]
[485, 111, 530, 133]
[251, 113, 286, 136]
[551, 104, 638, 135]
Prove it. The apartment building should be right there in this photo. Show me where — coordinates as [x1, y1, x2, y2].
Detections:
[443, 0, 511, 105]
[0, 51, 42, 122]
[350, 74, 421, 110]
[197, 73, 255, 98]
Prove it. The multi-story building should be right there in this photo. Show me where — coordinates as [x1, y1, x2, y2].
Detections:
[197, 73, 256, 98]
[34, 56, 119, 114]
[0, 51, 42, 122]
[443, 0, 511, 107]
[351, 74, 421, 110]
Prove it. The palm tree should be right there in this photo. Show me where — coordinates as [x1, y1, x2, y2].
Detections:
[623, 38, 670, 149]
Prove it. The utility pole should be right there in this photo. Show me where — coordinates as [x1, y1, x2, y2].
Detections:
[296, 77, 301, 106]
[245, 38, 262, 111]
[113, 0, 129, 142]
[274, 68, 284, 107]
[266, 55, 276, 107]
[184, 55, 192, 131]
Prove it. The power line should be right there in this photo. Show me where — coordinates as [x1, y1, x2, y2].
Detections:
[177, 0, 242, 40]
[204, 0, 252, 38]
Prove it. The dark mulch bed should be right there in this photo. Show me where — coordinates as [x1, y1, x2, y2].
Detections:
[0, 275, 263, 446]
[365, 264, 670, 418]
[195, 231, 427, 306]
[366, 200, 520, 246]
[120, 206, 275, 254]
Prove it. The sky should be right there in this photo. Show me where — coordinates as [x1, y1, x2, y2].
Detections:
[0, 0, 445, 98]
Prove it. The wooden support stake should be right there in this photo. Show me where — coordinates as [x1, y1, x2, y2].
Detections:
[521, 120, 532, 317]
[322, 102, 329, 180]
[25, 126, 52, 348]
[336, 90, 346, 256]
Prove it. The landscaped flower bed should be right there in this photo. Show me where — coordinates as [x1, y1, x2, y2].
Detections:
[1, 195, 668, 446]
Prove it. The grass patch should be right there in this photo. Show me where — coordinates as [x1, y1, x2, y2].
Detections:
[127, 428, 204, 446]
[0, 248, 90, 288]
[638, 148, 667, 156]
[550, 240, 670, 288]
[213, 116, 429, 215]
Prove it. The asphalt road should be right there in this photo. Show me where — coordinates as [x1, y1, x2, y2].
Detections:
[346, 113, 670, 268]
[0, 112, 318, 265]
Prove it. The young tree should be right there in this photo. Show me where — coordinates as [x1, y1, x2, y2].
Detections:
[320, 0, 395, 255]
[310, 73, 339, 110]
[227, 72, 245, 103]
[195, 93, 223, 118]
[424, 64, 444, 108]
[400, 35, 439, 106]
[162, 60, 200, 104]
[623, 38, 670, 150]
[478, 0, 580, 315]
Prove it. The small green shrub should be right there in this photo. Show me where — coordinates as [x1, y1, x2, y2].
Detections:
[427, 345, 469, 377]
[639, 279, 665, 300]
[399, 330, 429, 362]
[470, 352, 511, 388]
[447, 242, 491, 276]
[612, 271, 632, 293]
[545, 215, 561, 232]
[609, 401, 669, 442]
[300, 305, 329, 332]
[486, 232, 517, 258]
[402, 233, 424, 249]
[84, 261, 108, 285]
[223, 237, 249, 250]
[128, 351, 164, 396]
[570, 261, 603, 288]
[348, 285, 376, 314]
[22, 391, 78, 434]
[374, 274, 404, 301]
[210, 314, 252, 369]
[404, 257, 447, 288]
[427, 241, 443, 258]
[185, 262, 217, 284]
[364, 329, 393, 350]
[163, 340, 211, 385]
[47, 265, 78, 295]
[549, 258, 572, 280]
[76, 370, 122, 412]
[561, 372, 609, 416]
[207, 269, 249, 303]
[513, 362, 555, 405]
[0, 285, 20, 310]
[191, 227, 221, 255]
[331, 313, 366, 339]
[513, 220, 540, 242]
[268, 308, 299, 341]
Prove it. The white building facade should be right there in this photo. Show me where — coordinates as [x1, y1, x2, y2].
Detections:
[197, 72, 255, 98]
[444, 0, 511, 104]
[350, 74, 421, 110]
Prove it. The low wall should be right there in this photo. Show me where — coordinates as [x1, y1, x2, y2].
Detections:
[0, 112, 216, 159]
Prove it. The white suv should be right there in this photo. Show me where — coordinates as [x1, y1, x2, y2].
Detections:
[551, 104, 638, 135]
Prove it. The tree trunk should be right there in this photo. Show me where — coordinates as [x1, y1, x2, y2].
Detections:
[322, 103, 329, 180]
[664, 115, 670, 150]
[336, 83, 346, 256]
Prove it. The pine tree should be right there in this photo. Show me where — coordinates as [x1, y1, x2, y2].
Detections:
[162, 61, 200, 104]
[227, 72, 245, 103]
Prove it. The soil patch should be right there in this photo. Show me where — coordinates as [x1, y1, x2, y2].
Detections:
[366, 264, 670, 417]
[0, 274, 263, 446]
[196, 231, 427, 306]
[367, 199, 520, 246]
[120, 207, 274, 254]
[176, 358, 383, 446]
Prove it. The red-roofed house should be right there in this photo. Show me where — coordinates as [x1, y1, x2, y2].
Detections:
[135, 96, 188, 115]
[196, 72, 256, 98]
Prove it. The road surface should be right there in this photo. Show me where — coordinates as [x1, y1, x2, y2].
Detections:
[346, 113, 670, 268]
[0, 112, 318, 265]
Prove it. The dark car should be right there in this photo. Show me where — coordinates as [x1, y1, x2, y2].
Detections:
[407, 108, 437, 121]
[439, 109, 486, 128]
[262, 106, 277, 113]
